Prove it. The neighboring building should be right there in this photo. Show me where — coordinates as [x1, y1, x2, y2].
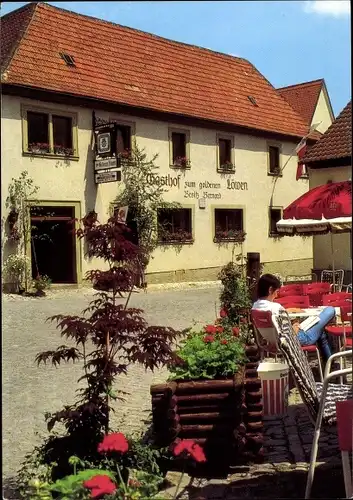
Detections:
[1, 3, 323, 285]
[304, 101, 352, 280]
[278, 79, 335, 135]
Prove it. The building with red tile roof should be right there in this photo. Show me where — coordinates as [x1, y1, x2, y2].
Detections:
[1, 2, 327, 285]
[1, 2, 312, 140]
[304, 101, 351, 168]
[278, 79, 334, 135]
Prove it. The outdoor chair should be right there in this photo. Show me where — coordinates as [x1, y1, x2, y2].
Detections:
[322, 292, 352, 306]
[251, 310, 323, 381]
[274, 295, 310, 308]
[278, 284, 304, 297]
[285, 273, 317, 284]
[342, 283, 352, 293]
[325, 304, 352, 383]
[272, 312, 352, 499]
[336, 400, 353, 498]
[321, 269, 345, 292]
[303, 283, 332, 307]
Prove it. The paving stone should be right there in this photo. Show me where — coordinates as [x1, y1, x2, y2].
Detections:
[266, 438, 288, 446]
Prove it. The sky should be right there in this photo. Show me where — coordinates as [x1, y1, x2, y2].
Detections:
[1, 0, 351, 116]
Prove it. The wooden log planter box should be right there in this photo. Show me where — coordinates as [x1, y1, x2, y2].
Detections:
[151, 344, 264, 472]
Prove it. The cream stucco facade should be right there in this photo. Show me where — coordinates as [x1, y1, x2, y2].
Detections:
[309, 166, 352, 273]
[1, 94, 314, 285]
[311, 88, 335, 134]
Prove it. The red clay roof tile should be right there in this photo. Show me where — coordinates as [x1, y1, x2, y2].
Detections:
[1, 2, 309, 139]
[304, 101, 351, 163]
[277, 79, 323, 126]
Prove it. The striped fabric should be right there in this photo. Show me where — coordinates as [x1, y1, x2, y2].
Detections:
[275, 311, 352, 425]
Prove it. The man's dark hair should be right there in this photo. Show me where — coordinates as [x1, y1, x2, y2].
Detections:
[257, 274, 281, 299]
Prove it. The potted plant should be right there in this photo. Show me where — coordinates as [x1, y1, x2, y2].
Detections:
[214, 229, 246, 243]
[32, 274, 52, 296]
[160, 229, 193, 244]
[28, 142, 50, 154]
[173, 156, 190, 169]
[54, 144, 75, 156]
[2, 253, 30, 294]
[219, 161, 235, 172]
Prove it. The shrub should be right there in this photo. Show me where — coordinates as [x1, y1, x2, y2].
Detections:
[168, 324, 246, 380]
[218, 260, 252, 325]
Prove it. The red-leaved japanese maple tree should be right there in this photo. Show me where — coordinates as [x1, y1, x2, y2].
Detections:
[35, 212, 180, 475]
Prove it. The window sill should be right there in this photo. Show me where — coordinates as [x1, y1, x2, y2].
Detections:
[267, 171, 282, 177]
[217, 168, 236, 174]
[23, 151, 79, 161]
[299, 175, 309, 180]
[269, 233, 284, 238]
[158, 239, 194, 245]
[170, 164, 191, 170]
[213, 237, 246, 243]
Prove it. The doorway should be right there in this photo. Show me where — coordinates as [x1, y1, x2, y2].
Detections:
[30, 205, 77, 284]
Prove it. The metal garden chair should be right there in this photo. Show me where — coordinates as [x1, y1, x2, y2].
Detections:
[321, 269, 345, 292]
[272, 312, 352, 499]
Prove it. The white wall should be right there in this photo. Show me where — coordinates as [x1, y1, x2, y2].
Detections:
[2, 94, 313, 281]
[311, 89, 334, 134]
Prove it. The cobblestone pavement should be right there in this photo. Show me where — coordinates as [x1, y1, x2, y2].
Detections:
[3, 283, 351, 498]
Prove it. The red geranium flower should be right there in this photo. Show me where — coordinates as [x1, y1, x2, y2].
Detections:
[97, 433, 129, 454]
[83, 475, 116, 498]
[203, 335, 215, 343]
[220, 309, 227, 318]
[232, 327, 240, 337]
[173, 439, 206, 463]
[204, 324, 216, 334]
[128, 479, 142, 488]
[220, 339, 228, 345]
[216, 326, 224, 333]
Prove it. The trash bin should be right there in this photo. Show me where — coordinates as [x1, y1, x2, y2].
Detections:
[257, 361, 289, 416]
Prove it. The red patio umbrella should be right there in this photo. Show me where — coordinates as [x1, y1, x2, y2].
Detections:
[276, 181, 352, 288]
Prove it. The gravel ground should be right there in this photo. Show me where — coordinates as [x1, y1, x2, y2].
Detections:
[2, 282, 222, 480]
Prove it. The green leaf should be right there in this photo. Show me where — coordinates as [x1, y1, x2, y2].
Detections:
[49, 469, 115, 494]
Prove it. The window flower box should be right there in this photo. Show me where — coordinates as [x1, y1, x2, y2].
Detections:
[214, 229, 246, 243]
[53, 144, 75, 157]
[28, 142, 50, 154]
[219, 161, 235, 173]
[159, 230, 193, 244]
[117, 149, 132, 162]
[173, 156, 191, 169]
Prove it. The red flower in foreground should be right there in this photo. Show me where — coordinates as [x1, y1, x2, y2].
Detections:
[220, 309, 227, 318]
[232, 327, 240, 337]
[173, 439, 206, 463]
[98, 433, 129, 454]
[220, 339, 228, 345]
[216, 326, 224, 333]
[203, 335, 215, 343]
[84, 475, 116, 499]
[204, 324, 216, 334]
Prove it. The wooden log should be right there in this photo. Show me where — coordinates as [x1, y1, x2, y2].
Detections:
[245, 390, 262, 403]
[179, 412, 238, 422]
[180, 424, 233, 434]
[246, 421, 263, 431]
[245, 433, 264, 445]
[245, 410, 263, 420]
[150, 382, 177, 395]
[246, 402, 263, 411]
[177, 393, 232, 403]
[246, 362, 260, 369]
[178, 404, 231, 414]
[244, 378, 261, 389]
[176, 379, 233, 393]
[245, 368, 258, 378]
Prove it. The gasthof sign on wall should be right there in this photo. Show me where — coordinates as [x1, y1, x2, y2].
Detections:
[94, 123, 122, 184]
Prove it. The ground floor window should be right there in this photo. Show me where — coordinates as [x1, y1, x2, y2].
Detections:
[30, 205, 77, 283]
[157, 208, 193, 243]
[214, 208, 245, 242]
[269, 207, 283, 237]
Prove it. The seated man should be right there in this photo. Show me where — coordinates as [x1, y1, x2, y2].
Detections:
[252, 273, 335, 361]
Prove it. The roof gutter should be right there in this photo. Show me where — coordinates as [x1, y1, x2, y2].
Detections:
[2, 82, 310, 143]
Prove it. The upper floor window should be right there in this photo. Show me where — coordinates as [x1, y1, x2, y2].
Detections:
[269, 207, 283, 237]
[22, 106, 78, 158]
[169, 129, 190, 168]
[218, 135, 235, 172]
[116, 124, 132, 158]
[268, 144, 281, 176]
